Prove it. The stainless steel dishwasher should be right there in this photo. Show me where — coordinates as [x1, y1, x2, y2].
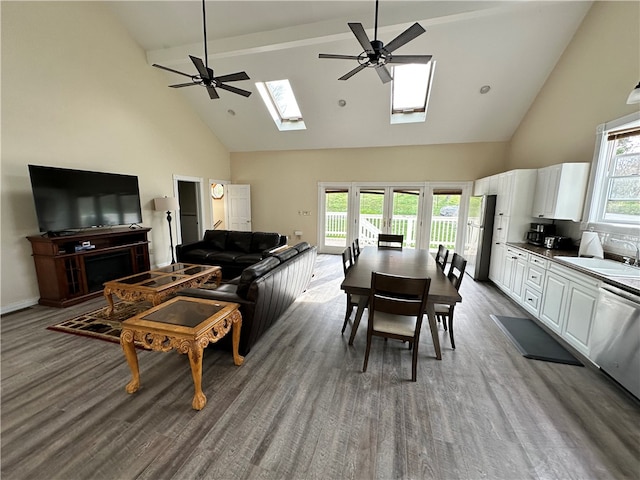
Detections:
[590, 284, 640, 399]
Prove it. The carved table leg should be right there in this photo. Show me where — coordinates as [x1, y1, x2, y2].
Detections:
[231, 314, 245, 366]
[120, 329, 140, 393]
[187, 343, 207, 410]
[104, 288, 115, 315]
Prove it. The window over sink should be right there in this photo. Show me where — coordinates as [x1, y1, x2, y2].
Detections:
[587, 112, 640, 232]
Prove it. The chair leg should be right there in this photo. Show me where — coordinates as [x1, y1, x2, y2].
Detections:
[411, 341, 419, 382]
[363, 329, 373, 373]
[448, 310, 455, 349]
[341, 298, 353, 334]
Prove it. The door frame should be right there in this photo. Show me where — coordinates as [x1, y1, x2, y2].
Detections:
[172, 174, 205, 244]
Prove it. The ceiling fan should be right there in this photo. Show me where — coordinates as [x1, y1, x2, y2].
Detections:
[319, 0, 432, 84]
[152, 0, 251, 99]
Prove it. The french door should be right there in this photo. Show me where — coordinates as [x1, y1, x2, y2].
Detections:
[318, 182, 471, 254]
[356, 186, 423, 249]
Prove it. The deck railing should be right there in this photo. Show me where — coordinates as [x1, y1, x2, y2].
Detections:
[324, 213, 458, 250]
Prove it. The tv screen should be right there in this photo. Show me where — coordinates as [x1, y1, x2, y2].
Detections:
[28, 165, 143, 233]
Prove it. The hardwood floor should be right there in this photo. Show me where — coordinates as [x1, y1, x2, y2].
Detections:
[2, 254, 639, 480]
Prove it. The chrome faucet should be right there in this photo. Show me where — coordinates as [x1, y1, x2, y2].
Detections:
[611, 239, 640, 266]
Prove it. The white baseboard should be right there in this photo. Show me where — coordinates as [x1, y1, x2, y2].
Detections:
[1, 297, 39, 316]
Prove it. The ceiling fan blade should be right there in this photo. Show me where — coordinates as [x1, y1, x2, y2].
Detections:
[190, 55, 211, 80]
[319, 54, 362, 60]
[217, 83, 252, 97]
[348, 23, 374, 54]
[338, 63, 368, 81]
[152, 64, 193, 78]
[169, 82, 198, 88]
[387, 54, 433, 64]
[206, 85, 220, 99]
[384, 23, 426, 53]
[375, 65, 392, 84]
[214, 71, 250, 83]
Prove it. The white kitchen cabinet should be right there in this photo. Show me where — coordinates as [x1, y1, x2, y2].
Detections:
[531, 163, 590, 221]
[473, 177, 489, 196]
[559, 268, 600, 356]
[539, 263, 600, 355]
[489, 243, 505, 286]
[521, 254, 548, 316]
[502, 246, 527, 302]
[540, 270, 569, 334]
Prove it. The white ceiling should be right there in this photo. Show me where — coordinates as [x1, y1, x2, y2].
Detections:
[108, 1, 592, 153]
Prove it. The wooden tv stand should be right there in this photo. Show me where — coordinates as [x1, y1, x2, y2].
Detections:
[27, 227, 151, 308]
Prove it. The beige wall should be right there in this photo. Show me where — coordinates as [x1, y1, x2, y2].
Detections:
[231, 142, 508, 242]
[1, 2, 230, 312]
[507, 1, 640, 169]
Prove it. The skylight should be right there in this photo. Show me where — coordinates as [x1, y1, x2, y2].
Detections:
[256, 79, 306, 131]
[391, 62, 435, 124]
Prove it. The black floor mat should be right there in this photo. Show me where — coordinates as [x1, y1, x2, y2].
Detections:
[490, 315, 583, 366]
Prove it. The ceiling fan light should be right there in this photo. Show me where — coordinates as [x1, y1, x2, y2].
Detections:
[626, 82, 640, 104]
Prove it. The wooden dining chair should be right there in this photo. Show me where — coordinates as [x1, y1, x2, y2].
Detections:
[352, 238, 361, 259]
[341, 247, 367, 334]
[363, 272, 431, 382]
[435, 244, 449, 271]
[377, 234, 404, 249]
[434, 252, 467, 349]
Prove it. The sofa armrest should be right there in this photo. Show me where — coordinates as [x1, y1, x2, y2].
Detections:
[175, 240, 207, 257]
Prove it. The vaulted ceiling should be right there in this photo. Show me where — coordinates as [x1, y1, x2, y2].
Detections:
[108, 1, 592, 153]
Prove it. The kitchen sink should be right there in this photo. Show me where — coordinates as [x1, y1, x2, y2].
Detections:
[554, 256, 640, 277]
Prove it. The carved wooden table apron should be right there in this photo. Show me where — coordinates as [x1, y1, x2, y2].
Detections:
[120, 296, 243, 410]
[103, 263, 221, 315]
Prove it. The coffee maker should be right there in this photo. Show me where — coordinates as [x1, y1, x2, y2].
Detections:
[526, 223, 556, 246]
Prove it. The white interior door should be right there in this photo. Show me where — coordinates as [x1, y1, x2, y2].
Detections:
[226, 184, 252, 231]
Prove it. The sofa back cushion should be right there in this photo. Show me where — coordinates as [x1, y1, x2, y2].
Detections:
[237, 256, 281, 298]
[251, 232, 282, 253]
[274, 248, 298, 263]
[293, 242, 310, 252]
[226, 231, 253, 253]
[203, 230, 228, 250]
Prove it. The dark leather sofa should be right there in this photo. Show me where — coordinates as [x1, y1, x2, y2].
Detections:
[179, 242, 317, 355]
[176, 229, 286, 280]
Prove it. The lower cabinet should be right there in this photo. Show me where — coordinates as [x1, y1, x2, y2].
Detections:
[561, 274, 599, 356]
[494, 245, 601, 358]
[540, 271, 569, 334]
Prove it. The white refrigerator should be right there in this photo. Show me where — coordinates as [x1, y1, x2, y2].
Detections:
[463, 195, 496, 281]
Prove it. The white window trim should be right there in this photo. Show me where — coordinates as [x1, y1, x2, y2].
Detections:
[583, 111, 640, 237]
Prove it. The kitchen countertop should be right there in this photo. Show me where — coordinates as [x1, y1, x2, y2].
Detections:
[507, 242, 640, 295]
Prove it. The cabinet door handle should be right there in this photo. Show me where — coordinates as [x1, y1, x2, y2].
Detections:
[531, 275, 537, 279]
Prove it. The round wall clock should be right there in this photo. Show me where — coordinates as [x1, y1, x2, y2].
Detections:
[211, 184, 224, 199]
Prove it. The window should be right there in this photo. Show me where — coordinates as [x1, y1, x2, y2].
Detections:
[390, 62, 435, 125]
[588, 112, 640, 229]
[601, 129, 640, 223]
[256, 79, 306, 131]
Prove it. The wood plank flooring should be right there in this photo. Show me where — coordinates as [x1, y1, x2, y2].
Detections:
[2, 254, 639, 480]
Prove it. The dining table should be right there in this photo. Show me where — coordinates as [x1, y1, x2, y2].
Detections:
[340, 246, 463, 360]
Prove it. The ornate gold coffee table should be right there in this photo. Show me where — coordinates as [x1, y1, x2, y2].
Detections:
[120, 296, 243, 410]
[104, 263, 221, 315]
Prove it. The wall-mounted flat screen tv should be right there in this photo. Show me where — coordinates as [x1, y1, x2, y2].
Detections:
[28, 165, 143, 234]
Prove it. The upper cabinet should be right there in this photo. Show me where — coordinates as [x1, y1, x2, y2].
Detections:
[531, 163, 590, 221]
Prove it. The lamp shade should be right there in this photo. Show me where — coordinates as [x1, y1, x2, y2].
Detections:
[627, 82, 640, 104]
[154, 196, 179, 212]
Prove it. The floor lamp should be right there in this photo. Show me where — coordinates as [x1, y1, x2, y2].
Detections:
[154, 196, 180, 264]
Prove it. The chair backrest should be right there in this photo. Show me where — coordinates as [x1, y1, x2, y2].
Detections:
[341, 247, 353, 276]
[370, 272, 431, 319]
[378, 234, 404, 249]
[352, 238, 361, 258]
[435, 244, 449, 271]
[447, 253, 467, 291]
